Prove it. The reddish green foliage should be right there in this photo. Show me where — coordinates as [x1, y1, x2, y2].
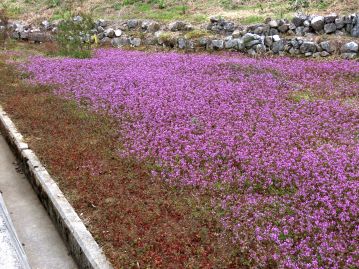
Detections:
[0, 53, 245, 268]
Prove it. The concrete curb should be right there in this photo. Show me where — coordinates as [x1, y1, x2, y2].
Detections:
[0, 106, 113, 269]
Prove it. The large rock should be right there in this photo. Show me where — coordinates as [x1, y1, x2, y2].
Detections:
[351, 16, 359, 37]
[28, 32, 52, 42]
[178, 38, 186, 49]
[224, 38, 238, 49]
[341, 53, 357, 59]
[169, 21, 186, 31]
[292, 13, 307, 27]
[272, 40, 285, 53]
[130, 37, 141, 47]
[211, 39, 224, 49]
[147, 21, 160, 32]
[96, 19, 107, 28]
[127, 19, 139, 29]
[104, 28, 115, 38]
[242, 33, 260, 45]
[320, 41, 335, 53]
[254, 43, 266, 54]
[324, 23, 336, 34]
[264, 36, 273, 47]
[335, 17, 345, 29]
[300, 41, 317, 54]
[111, 37, 130, 47]
[340, 41, 358, 53]
[311, 16, 325, 31]
[278, 24, 289, 33]
[268, 20, 278, 28]
[324, 13, 337, 23]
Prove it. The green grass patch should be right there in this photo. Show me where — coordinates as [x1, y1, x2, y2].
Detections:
[184, 29, 208, 39]
[239, 15, 264, 25]
[288, 90, 315, 103]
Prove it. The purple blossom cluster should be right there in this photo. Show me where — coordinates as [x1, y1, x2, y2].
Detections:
[23, 50, 359, 268]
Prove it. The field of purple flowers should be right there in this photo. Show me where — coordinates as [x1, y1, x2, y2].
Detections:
[23, 50, 359, 268]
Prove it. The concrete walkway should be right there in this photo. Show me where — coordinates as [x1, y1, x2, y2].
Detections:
[0, 133, 77, 269]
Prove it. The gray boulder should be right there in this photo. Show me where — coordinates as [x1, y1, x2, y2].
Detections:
[130, 37, 141, 47]
[242, 33, 260, 44]
[264, 36, 273, 47]
[341, 53, 357, 59]
[169, 21, 186, 31]
[232, 29, 241, 38]
[211, 39, 224, 49]
[96, 19, 107, 28]
[300, 41, 317, 54]
[272, 35, 281, 42]
[340, 41, 359, 53]
[178, 38, 186, 49]
[351, 16, 359, 37]
[295, 26, 305, 36]
[127, 20, 139, 29]
[28, 32, 51, 43]
[254, 44, 266, 54]
[272, 40, 285, 53]
[19, 31, 29, 39]
[311, 16, 324, 31]
[224, 38, 238, 49]
[141, 20, 160, 32]
[104, 28, 115, 38]
[320, 51, 330, 57]
[278, 24, 289, 33]
[335, 18, 345, 29]
[111, 37, 130, 47]
[324, 23, 336, 34]
[320, 41, 335, 53]
[269, 28, 279, 36]
[303, 20, 311, 27]
[268, 20, 278, 28]
[292, 13, 307, 27]
[245, 39, 261, 48]
[324, 13, 337, 23]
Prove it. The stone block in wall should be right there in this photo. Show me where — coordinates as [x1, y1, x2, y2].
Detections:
[272, 40, 285, 54]
[300, 41, 317, 54]
[111, 37, 130, 47]
[311, 16, 325, 32]
[28, 32, 52, 43]
[351, 15, 359, 37]
[211, 39, 224, 50]
[340, 41, 359, 53]
[324, 13, 337, 23]
[130, 37, 141, 47]
[320, 41, 336, 53]
[292, 13, 307, 27]
[224, 38, 238, 49]
[278, 24, 289, 33]
[341, 53, 357, 59]
[335, 18, 345, 29]
[324, 23, 337, 34]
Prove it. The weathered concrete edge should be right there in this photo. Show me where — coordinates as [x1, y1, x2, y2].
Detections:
[0, 194, 32, 269]
[0, 106, 113, 269]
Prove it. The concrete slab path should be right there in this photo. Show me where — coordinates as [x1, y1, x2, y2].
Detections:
[0, 133, 78, 269]
[0, 193, 31, 269]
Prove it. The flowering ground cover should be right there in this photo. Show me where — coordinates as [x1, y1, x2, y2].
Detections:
[13, 50, 359, 268]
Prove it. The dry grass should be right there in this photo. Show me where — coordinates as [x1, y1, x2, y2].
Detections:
[1, 0, 358, 25]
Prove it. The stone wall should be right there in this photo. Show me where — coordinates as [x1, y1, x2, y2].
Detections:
[1, 12, 359, 59]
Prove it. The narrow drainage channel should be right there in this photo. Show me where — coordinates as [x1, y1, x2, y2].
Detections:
[0, 134, 78, 269]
